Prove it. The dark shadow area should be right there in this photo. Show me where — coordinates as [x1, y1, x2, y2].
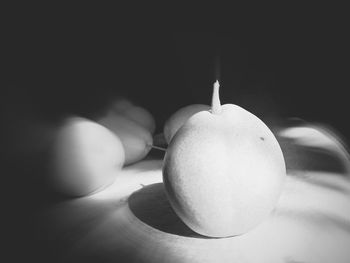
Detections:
[3, 153, 85, 263]
[23, 195, 133, 263]
[128, 183, 207, 238]
[146, 147, 166, 160]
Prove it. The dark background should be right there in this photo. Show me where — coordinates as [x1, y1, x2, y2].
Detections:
[2, 26, 350, 138]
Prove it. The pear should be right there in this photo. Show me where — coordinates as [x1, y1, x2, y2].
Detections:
[51, 117, 125, 197]
[163, 104, 210, 144]
[98, 112, 153, 165]
[109, 98, 156, 134]
[163, 81, 286, 237]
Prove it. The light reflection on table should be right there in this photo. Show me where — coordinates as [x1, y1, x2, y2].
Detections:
[35, 124, 350, 263]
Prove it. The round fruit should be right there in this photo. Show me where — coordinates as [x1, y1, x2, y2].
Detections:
[163, 104, 210, 144]
[163, 81, 286, 237]
[98, 113, 153, 165]
[51, 117, 125, 197]
[110, 98, 156, 134]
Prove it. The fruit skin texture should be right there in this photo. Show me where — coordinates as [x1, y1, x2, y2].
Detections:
[51, 117, 125, 197]
[163, 104, 210, 144]
[98, 112, 153, 165]
[163, 104, 286, 237]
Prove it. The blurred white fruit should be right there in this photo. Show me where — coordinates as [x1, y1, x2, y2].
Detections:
[51, 117, 125, 197]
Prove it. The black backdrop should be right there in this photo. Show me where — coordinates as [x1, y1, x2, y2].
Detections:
[2, 29, 349, 138]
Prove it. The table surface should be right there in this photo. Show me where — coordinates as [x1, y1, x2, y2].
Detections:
[34, 125, 350, 263]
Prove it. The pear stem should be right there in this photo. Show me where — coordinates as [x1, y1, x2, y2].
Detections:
[149, 145, 167, 151]
[211, 80, 221, 114]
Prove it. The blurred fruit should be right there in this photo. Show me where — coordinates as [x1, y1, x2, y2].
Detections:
[110, 98, 156, 134]
[163, 104, 210, 144]
[98, 112, 153, 165]
[51, 117, 125, 197]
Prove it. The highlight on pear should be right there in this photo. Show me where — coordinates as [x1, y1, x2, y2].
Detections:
[162, 81, 286, 237]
